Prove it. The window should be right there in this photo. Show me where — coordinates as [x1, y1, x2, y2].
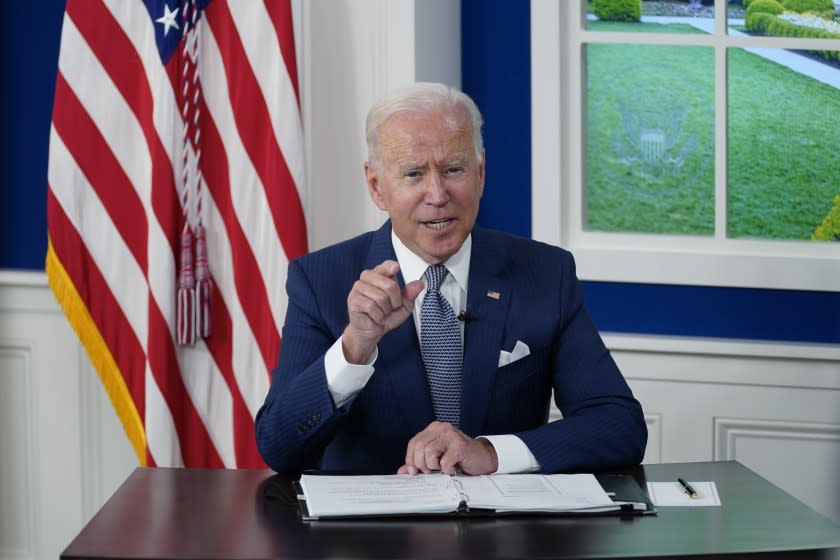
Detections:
[531, 0, 839, 291]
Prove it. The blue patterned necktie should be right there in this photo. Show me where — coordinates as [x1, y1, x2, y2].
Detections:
[420, 265, 462, 426]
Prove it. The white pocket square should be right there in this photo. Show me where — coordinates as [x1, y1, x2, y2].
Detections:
[498, 340, 530, 367]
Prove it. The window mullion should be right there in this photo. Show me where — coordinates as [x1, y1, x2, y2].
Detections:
[715, 34, 728, 240]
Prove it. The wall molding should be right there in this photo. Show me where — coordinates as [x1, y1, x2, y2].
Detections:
[714, 417, 840, 461]
[0, 341, 38, 560]
[78, 356, 105, 522]
[605, 332, 840, 391]
[0, 270, 47, 288]
[0, 272, 59, 316]
[605, 332, 840, 361]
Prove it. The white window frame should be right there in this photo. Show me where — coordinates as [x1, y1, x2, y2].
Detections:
[531, 0, 839, 292]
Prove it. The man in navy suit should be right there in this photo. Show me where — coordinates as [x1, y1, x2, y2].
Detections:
[255, 83, 646, 475]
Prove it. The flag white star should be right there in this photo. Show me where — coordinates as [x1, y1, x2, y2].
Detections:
[156, 4, 180, 36]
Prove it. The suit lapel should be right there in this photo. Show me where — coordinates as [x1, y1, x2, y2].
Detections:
[365, 222, 435, 435]
[459, 227, 513, 437]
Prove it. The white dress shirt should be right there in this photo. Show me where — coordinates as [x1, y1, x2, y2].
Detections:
[323, 231, 540, 473]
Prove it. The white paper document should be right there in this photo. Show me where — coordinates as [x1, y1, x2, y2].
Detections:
[457, 473, 617, 512]
[298, 472, 632, 519]
[298, 474, 461, 517]
[646, 481, 721, 507]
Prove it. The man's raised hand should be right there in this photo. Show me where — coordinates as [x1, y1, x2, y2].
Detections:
[342, 260, 424, 364]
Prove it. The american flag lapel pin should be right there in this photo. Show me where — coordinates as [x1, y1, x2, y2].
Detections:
[486, 290, 500, 300]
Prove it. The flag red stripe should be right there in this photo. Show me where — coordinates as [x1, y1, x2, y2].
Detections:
[52, 74, 149, 276]
[263, 0, 300, 105]
[49, 152, 222, 467]
[145, 300, 225, 467]
[69, 3, 230, 467]
[69, 0, 181, 258]
[47, 190, 147, 420]
[143, 325, 226, 467]
[51, 78, 223, 468]
[201, 106, 280, 373]
[66, 1, 152, 148]
[205, 1, 308, 261]
[232, 397, 264, 468]
[48, 0, 306, 469]
[110, 35, 268, 467]
[163, 42, 268, 467]
[200, 287, 265, 468]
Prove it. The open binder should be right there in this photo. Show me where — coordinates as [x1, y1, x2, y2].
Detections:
[294, 472, 655, 520]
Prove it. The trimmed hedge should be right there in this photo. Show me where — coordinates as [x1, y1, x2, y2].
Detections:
[592, 0, 641, 22]
[812, 195, 840, 240]
[782, 0, 835, 14]
[746, 13, 840, 63]
[745, 0, 785, 28]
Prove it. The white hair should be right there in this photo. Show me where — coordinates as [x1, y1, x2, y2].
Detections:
[365, 82, 484, 170]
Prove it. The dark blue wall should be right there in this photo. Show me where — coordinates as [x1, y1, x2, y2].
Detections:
[0, 1, 63, 269]
[3, 0, 838, 344]
[461, 1, 531, 239]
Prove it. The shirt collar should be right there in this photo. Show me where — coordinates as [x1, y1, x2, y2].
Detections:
[391, 229, 471, 293]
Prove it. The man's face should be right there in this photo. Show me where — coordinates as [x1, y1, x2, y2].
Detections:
[365, 108, 485, 265]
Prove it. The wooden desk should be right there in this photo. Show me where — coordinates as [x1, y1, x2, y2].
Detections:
[62, 461, 840, 559]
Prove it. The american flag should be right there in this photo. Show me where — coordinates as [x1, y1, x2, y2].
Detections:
[45, 0, 306, 468]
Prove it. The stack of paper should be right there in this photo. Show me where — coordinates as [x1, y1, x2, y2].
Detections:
[296, 472, 654, 519]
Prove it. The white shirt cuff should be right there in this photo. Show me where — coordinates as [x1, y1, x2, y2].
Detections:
[324, 336, 378, 408]
[480, 434, 541, 474]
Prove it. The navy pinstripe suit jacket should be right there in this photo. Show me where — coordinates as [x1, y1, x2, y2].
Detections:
[255, 222, 646, 473]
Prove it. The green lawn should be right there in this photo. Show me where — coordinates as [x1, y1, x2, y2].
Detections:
[584, 22, 840, 240]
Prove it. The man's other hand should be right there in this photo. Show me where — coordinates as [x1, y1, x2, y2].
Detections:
[397, 421, 499, 476]
[342, 260, 424, 364]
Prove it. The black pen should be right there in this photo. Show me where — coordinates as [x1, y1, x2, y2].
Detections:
[678, 478, 697, 498]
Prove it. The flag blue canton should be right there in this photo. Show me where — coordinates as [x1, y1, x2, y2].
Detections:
[142, 0, 212, 63]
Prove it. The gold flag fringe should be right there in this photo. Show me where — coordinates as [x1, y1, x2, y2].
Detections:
[45, 238, 147, 466]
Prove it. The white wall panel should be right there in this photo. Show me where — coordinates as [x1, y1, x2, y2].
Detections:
[605, 333, 840, 523]
[77, 357, 136, 522]
[0, 273, 136, 560]
[715, 418, 840, 523]
[0, 273, 87, 560]
[0, 345, 35, 560]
